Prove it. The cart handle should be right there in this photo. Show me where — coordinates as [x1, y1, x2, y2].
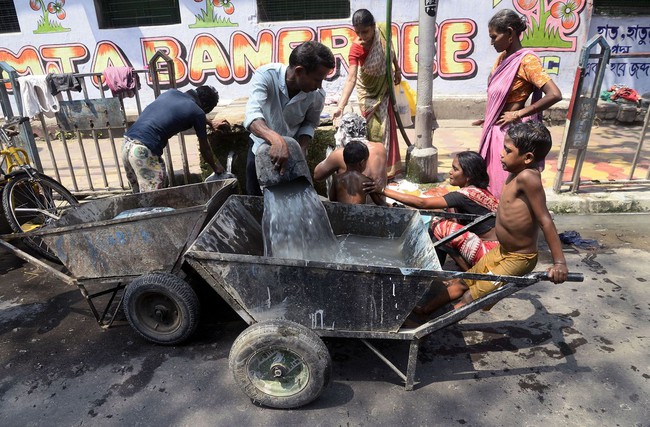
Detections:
[531, 272, 584, 282]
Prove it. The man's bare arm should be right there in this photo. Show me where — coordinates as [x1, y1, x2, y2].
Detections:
[198, 136, 224, 174]
[314, 149, 343, 181]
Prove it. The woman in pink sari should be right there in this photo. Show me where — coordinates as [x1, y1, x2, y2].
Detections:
[475, 9, 562, 198]
[333, 9, 403, 179]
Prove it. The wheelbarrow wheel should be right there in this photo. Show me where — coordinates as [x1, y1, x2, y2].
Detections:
[123, 273, 199, 345]
[229, 319, 331, 409]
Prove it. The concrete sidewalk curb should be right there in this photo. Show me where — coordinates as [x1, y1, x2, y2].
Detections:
[546, 189, 650, 214]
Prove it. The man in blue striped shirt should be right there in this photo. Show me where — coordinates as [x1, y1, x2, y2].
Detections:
[244, 41, 335, 195]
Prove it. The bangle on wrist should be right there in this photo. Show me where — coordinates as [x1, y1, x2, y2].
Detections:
[513, 110, 521, 120]
[553, 261, 566, 265]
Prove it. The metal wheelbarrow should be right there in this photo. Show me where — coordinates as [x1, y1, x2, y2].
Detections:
[0, 179, 237, 344]
[184, 195, 583, 409]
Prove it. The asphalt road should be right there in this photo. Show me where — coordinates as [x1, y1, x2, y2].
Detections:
[0, 214, 648, 426]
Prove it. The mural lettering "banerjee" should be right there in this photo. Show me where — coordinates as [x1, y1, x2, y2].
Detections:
[5, 0, 645, 102]
[1, 21, 483, 88]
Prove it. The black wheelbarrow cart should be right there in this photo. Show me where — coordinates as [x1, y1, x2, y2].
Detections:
[183, 195, 583, 409]
[0, 179, 238, 344]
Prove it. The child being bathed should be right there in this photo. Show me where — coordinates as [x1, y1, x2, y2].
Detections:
[329, 141, 385, 206]
[412, 122, 569, 320]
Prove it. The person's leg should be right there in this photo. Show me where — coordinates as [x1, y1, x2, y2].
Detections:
[121, 139, 140, 193]
[124, 139, 165, 193]
[467, 248, 538, 302]
[413, 278, 469, 317]
[432, 219, 472, 269]
[453, 289, 475, 309]
[245, 138, 262, 196]
[414, 246, 498, 318]
[137, 151, 166, 192]
[448, 253, 471, 271]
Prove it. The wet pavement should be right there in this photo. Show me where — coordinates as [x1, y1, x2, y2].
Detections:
[0, 214, 649, 426]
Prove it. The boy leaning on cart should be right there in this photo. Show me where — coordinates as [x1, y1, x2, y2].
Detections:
[411, 122, 570, 321]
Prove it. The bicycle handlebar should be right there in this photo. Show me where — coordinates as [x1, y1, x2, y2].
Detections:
[1, 117, 29, 138]
[2, 116, 29, 129]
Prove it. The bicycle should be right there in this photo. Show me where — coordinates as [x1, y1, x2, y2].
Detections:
[0, 116, 79, 262]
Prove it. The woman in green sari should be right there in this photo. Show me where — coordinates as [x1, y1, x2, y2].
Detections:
[334, 9, 403, 179]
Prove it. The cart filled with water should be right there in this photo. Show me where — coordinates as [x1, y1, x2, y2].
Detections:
[0, 179, 238, 343]
[183, 181, 583, 409]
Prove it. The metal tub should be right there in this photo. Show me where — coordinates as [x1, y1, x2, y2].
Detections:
[185, 195, 441, 333]
[39, 180, 237, 280]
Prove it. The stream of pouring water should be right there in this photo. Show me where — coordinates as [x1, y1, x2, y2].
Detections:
[262, 179, 408, 267]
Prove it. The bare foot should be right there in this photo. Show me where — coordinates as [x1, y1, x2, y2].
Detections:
[453, 300, 467, 310]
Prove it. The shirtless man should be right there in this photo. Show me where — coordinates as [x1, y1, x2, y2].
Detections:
[314, 114, 387, 200]
[329, 141, 384, 206]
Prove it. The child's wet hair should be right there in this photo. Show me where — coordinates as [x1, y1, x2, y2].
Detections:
[488, 9, 527, 35]
[507, 122, 552, 162]
[456, 151, 490, 189]
[352, 9, 375, 27]
[343, 141, 369, 165]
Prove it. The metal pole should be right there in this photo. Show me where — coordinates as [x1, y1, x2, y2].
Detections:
[406, 0, 439, 183]
[414, 0, 437, 150]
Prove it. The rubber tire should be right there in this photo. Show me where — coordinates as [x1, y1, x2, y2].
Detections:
[2, 172, 79, 262]
[123, 273, 200, 345]
[229, 319, 331, 409]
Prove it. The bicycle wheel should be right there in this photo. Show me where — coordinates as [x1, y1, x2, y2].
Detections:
[2, 172, 79, 262]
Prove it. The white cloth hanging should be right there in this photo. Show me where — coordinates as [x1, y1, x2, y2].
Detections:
[17, 75, 60, 118]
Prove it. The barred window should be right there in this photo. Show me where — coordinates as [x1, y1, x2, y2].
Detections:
[94, 0, 181, 29]
[0, 0, 20, 34]
[594, 0, 650, 15]
[257, 0, 350, 22]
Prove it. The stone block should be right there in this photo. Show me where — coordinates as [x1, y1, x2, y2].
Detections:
[206, 125, 336, 195]
[405, 146, 438, 183]
[616, 104, 638, 123]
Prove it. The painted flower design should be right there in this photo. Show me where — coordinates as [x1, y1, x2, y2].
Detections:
[30, 0, 41, 10]
[550, 0, 583, 29]
[47, 0, 66, 20]
[516, 0, 537, 11]
[222, 1, 234, 14]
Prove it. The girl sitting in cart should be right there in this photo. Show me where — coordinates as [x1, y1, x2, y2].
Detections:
[365, 151, 498, 271]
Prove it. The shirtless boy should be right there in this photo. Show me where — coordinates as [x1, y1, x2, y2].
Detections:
[414, 122, 569, 317]
[329, 141, 384, 206]
[314, 113, 387, 202]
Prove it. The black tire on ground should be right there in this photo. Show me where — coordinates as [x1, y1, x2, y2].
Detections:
[123, 273, 200, 345]
[229, 319, 331, 409]
[1, 172, 79, 262]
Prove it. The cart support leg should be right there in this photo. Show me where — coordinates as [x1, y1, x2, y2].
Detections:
[360, 338, 420, 390]
[405, 338, 420, 391]
[360, 339, 407, 383]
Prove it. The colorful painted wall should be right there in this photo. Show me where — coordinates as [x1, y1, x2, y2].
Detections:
[2, 0, 643, 111]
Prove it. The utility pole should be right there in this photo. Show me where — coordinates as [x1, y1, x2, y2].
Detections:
[408, 0, 439, 183]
